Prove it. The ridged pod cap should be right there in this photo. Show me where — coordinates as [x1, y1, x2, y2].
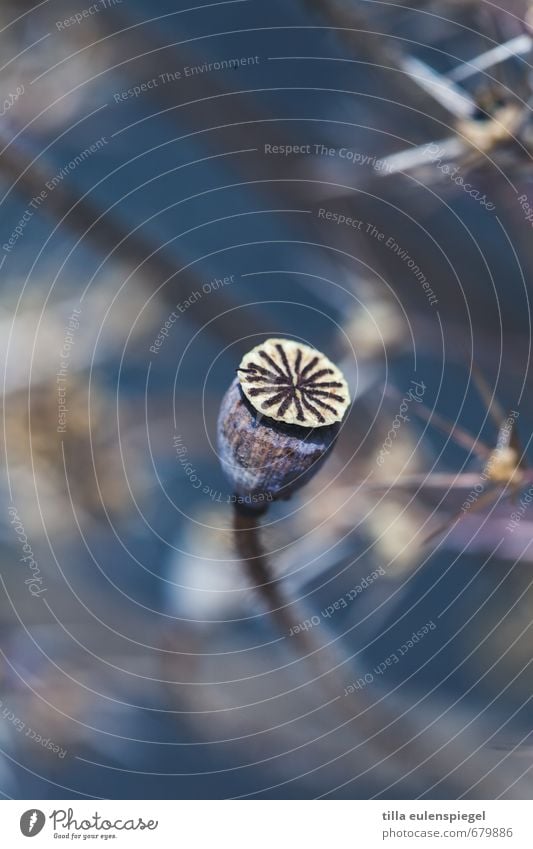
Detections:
[217, 339, 350, 506]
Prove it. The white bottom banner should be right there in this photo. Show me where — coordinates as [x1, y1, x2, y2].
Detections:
[1, 800, 530, 847]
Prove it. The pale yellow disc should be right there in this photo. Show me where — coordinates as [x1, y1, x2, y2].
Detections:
[237, 338, 350, 426]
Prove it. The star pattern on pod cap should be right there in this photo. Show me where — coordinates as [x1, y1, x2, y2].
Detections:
[237, 338, 351, 426]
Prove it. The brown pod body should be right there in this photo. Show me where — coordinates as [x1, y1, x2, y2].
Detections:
[217, 377, 340, 504]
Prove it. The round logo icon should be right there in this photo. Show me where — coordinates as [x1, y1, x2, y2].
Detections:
[20, 810, 46, 837]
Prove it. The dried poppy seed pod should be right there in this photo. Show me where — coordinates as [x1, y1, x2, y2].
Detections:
[217, 338, 350, 507]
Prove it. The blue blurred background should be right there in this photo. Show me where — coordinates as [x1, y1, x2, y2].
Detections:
[1, 0, 533, 799]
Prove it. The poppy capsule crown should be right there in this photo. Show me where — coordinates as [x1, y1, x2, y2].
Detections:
[217, 338, 351, 506]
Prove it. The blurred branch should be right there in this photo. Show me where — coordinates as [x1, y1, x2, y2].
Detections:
[0, 129, 268, 344]
[304, 0, 455, 131]
[104, 5, 314, 199]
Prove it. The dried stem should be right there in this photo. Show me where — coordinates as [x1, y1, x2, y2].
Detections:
[0, 130, 266, 345]
[232, 501, 505, 797]
[232, 503, 293, 636]
[232, 502, 364, 697]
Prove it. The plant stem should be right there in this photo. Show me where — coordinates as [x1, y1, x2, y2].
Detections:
[231, 502, 503, 797]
